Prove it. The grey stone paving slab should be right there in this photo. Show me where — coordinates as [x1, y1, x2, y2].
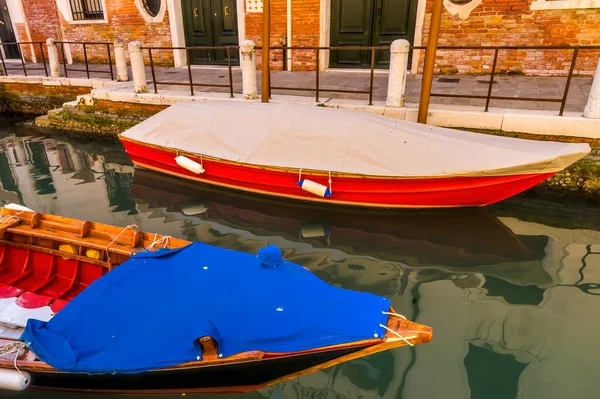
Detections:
[4, 62, 594, 113]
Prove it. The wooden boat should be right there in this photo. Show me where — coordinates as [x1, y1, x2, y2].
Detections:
[0, 204, 431, 394]
[118, 102, 591, 209]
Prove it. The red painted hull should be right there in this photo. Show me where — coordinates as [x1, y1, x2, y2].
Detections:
[121, 139, 556, 208]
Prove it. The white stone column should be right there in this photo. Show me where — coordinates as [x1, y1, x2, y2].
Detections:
[46, 38, 61, 78]
[584, 59, 600, 118]
[240, 40, 258, 100]
[128, 41, 147, 93]
[114, 39, 129, 82]
[385, 39, 411, 108]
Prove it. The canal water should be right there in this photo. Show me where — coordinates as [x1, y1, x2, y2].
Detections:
[1, 115, 600, 399]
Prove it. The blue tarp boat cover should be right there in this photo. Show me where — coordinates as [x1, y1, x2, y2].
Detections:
[21, 243, 390, 374]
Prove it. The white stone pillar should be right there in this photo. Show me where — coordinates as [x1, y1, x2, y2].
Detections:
[584, 59, 600, 118]
[114, 39, 129, 82]
[240, 40, 258, 100]
[128, 41, 147, 93]
[46, 38, 61, 78]
[385, 39, 411, 108]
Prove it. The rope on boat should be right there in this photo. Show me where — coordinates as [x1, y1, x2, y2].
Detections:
[106, 224, 139, 263]
[378, 324, 415, 347]
[0, 207, 24, 225]
[0, 342, 28, 382]
[382, 311, 407, 319]
[146, 233, 171, 251]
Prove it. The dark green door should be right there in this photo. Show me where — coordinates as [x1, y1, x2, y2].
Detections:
[329, 0, 417, 68]
[0, 0, 20, 59]
[182, 0, 239, 65]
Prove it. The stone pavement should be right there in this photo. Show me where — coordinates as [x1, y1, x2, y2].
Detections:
[2, 61, 592, 113]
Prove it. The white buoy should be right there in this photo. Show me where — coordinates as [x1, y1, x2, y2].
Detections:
[299, 179, 331, 197]
[0, 368, 30, 391]
[175, 155, 205, 174]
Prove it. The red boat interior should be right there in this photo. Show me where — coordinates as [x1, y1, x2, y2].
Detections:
[0, 245, 106, 313]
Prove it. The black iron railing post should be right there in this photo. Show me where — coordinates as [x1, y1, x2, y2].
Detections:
[83, 43, 90, 78]
[186, 48, 194, 96]
[227, 46, 234, 97]
[107, 43, 114, 80]
[369, 47, 375, 106]
[560, 47, 579, 116]
[147, 48, 158, 94]
[39, 42, 48, 77]
[0, 46, 6, 76]
[484, 48, 499, 112]
[19, 44, 27, 76]
[60, 41, 68, 77]
[316, 49, 320, 102]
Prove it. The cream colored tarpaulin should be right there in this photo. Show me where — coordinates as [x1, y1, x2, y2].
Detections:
[120, 102, 591, 177]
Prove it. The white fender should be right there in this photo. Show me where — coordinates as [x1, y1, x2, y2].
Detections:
[299, 179, 331, 197]
[175, 155, 205, 174]
[0, 368, 30, 391]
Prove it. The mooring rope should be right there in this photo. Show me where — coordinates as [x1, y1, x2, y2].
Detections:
[146, 233, 171, 251]
[378, 324, 415, 347]
[105, 224, 139, 263]
[0, 207, 24, 225]
[0, 341, 28, 381]
[382, 311, 407, 319]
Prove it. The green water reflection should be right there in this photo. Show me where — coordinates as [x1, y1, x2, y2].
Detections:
[0, 116, 599, 399]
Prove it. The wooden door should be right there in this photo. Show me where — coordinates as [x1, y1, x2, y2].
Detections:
[0, 0, 20, 59]
[329, 0, 417, 68]
[371, 0, 417, 66]
[182, 0, 239, 65]
[329, 0, 374, 68]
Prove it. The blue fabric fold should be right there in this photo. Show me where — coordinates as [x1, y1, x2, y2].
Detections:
[21, 243, 389, 374]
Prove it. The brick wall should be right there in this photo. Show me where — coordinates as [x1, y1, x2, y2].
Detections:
[419, 0, 600, 76]
[58, 1, 174, 65]
[15, 23, 34, 62]
[245, 0, 320, 71]
[20, 0, 61, 62]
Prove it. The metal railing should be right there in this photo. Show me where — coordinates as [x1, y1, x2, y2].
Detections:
[56, 41, 114, 80]
[413, 45, 600, 116]
[142, 45, 237, 97]
[0, 41, 48, 77]
[267, 45, 385, 105]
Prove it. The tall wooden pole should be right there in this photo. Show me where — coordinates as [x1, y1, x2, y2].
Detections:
[261, 0, 270, 103]
[417, 0, 444, 124]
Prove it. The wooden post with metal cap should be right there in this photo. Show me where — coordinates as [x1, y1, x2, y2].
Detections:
[417, 0, 444, 124]
[262, 0, 271, 103]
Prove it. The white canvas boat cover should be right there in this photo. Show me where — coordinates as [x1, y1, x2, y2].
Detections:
[120, 102, 591, 177]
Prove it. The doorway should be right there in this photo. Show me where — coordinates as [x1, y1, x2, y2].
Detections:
[181, 0, 239, 65]
[329, 0, 418, 68]
[0, 0, 20, 59]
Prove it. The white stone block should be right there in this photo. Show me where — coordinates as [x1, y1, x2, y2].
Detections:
[42, 78, 63, 86]
[68, 78, 93, 87]
[502, 110, 600, 139]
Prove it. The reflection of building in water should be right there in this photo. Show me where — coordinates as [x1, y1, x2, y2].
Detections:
[0, 135, 137, 223]
[401, 219, 600, 399]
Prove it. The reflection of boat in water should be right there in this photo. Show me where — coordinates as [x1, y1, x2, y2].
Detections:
[0, 206, 431, 394]
[131, 169, 547, 269]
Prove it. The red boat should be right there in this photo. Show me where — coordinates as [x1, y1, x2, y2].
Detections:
[118, 102, 591, 209]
